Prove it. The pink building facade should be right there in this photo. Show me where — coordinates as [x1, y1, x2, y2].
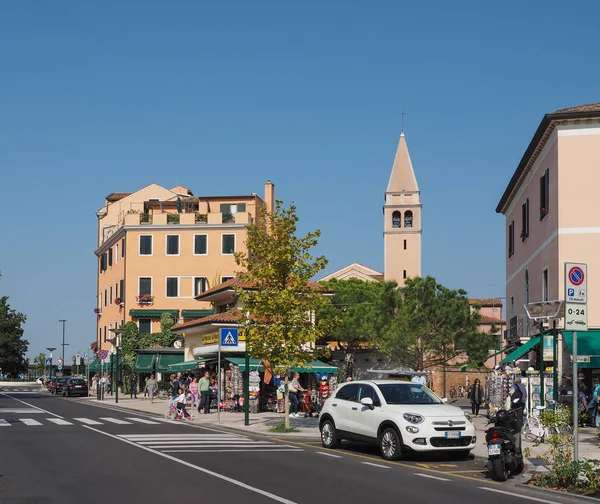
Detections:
[497, 103, 600, 385]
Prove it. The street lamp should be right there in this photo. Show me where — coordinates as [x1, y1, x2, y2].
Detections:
[58, 320, 68, 370]
[46, 347, 57, 379]
[108, 328, 123, 404]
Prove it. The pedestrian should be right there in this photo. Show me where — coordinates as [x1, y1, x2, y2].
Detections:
[169, 374, 180, 409]
[190, 377, 199, 409]
[345, 376, 353, 382]
[469, 378, 484, 416]
[177, 372, 184, 385]
[146, 374, 156, 403]
[175, 387, 191, 420]
[411, 372, 427, 387]
[577, 384, 589, 423]
[288, 373, 305, 418]
[590, 382, 600, 427]
[508, 380, 525, 433]
[129, 373, 137, 399]
[143, 376, 148, 398]
[199, 371, 211, 414]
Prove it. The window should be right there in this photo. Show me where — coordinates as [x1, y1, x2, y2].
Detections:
[139, 319, 151, 335]
[357, 384, 381, 406]
[524, 270, 529, 306]
[98, 328, 102, 343]
[139, 277, 152, 295]
[115, 282, 118, 300]
[104, 289, 107, 307]
[166, 235, 180, 255]
[99, 292, 102, 309]
[510, 296, 514, 319]
[540, 168, 549, 220]
[103, 326, 107, 342]
[222, 234, 235, 254]
[120, 279, 124, 301]
[403, 270, 407, 279]
[121, 238, 125, 258]
[110, 286, 113, 304]
[139, 235, 153, 255]
[521, 198, 529, 241]
[404, 239, 407, 250]
[166, 277, 179, 297]
[115, 243, 119, 263]
[221, 276, 234, 283]
[220, 203, 232, 214]
[508, 221, 514, 258]
[542, 268, 549, 301]
[108, 247, 113, 267]
[238, 203, 246, 212]
[335, 383, 359, 401]
[194, 277, 208, 296]
[100, 253, 107, 273]
[404, 210, 413, 228]
[392, 211, 401, 228]
[194, 234, 208, 255]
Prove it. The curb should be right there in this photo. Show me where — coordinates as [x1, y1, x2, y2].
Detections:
[203, 422, 321, 442]
[517, 482, 600, 502]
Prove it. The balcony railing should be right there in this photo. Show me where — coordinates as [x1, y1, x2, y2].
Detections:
[136, 295, 154, 305]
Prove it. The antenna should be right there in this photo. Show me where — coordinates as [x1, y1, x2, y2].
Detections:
[399, 111, 407, 133]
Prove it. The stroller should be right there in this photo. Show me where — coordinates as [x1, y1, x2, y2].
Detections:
[301, 391, 320, 417]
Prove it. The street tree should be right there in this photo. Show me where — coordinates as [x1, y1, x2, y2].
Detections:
[33, 353, 47, 375]
[380, 276, 487, 371]
[0, 296, 29, 377]
[317, 278, 398, 379]
[235, 200, 334, 428]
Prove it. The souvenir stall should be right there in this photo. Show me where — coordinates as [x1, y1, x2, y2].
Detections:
[486, 367, 521, 412]
[524, 369, 554, 416]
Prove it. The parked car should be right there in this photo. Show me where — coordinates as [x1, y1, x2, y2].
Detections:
[319, 380, 476, 461]
[47, 377, 58, 393]
[62, 377, 88, 397]
[53, 377, 69, 395]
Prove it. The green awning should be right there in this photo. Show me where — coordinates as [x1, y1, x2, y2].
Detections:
[156, 353, 184, 372]
[226, 358, 264, 371]
[88, 358, 102, 371]
[181, 310, 214, 319]
[168, 359, 208, 372]
[501, 336, 541, 363]
[129, 309, 179, 318]
[133, 353, 156, 372]
[488, 346, 516, 359]
[293, 360, 339, 374]
[562, 331, 600, 369]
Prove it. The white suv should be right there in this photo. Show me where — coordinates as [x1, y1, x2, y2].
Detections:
[319, 380, 476, 460]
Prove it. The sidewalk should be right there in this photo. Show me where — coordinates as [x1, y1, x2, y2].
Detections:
[82, 393, 599, 471]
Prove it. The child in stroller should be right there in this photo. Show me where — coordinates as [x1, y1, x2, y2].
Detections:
[301, 390, 320, 417]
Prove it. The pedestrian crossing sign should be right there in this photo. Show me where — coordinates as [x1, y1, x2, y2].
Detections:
[220, 328, 239, 347]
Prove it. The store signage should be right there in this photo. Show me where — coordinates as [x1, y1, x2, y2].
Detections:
[203, 331, 245, 345]
[542, 334, 554, 360]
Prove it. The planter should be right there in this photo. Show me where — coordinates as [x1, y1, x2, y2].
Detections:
[167, 214, 180, 224]
[195, 212, 208, 223]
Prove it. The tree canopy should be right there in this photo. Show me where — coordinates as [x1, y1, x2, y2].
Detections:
[120, 313, 177, 369]
[0, 297, 29, 377]
[380, 276, 491, 370]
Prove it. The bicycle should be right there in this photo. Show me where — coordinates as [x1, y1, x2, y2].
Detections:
[164, 403, 194, 422]
[523, 404, 572, 445]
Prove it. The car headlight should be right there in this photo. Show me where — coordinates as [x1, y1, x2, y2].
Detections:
[464, 412, 473, 422]
[403, 413, 424, 424]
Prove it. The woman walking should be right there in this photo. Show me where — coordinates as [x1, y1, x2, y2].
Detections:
[469, 378, 484, 417]
[146, 374, 156, 403]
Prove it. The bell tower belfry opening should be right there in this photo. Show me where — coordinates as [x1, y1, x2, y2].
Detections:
[383, 132, 422, 285]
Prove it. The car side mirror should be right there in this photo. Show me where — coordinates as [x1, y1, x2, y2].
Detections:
[360, 397, 374, 409]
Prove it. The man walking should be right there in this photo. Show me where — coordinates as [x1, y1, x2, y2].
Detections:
[199, 371, 211, 415]
[129, 373, 137, 399]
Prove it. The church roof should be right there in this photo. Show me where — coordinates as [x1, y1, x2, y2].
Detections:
[319, 263, 384, 282]
[386, 133, 419, 193]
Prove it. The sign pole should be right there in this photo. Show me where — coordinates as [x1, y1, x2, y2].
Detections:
[217, 337, 221, 425]
[572, 331, 578, 463]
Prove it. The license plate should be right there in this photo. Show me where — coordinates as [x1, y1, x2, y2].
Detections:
[445, 431, 461, 439]
[488, 444, 501, 456]
[75, 386, 82, 388]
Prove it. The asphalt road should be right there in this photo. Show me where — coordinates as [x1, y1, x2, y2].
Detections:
[0, 385, 586, 504]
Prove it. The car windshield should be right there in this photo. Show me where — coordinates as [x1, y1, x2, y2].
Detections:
[70, 379, 85, 385]
[377, 383, 442, 405]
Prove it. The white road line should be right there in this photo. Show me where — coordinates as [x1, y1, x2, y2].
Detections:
[136, 440, 269, 445]
[119, 434, 246, 439]
[125, 417, 159, 425]
[361, 462, 391, 469]
[0, 393, 63, 418]
[84, 426, 297, 504]
[161, 449, 304, 453]
[414, 473, 451, 482]
[146, 444, 278, 449]
[20, 418, 43, 426]
[0, 419, 10, 427]
[478, 487, 562, 504]
[99, 417, 132, 425]
[0, 408, 44, 414]
[74, 418, 103, 425]
[47, 418, 73, 426]
[316, 451, 342, 458]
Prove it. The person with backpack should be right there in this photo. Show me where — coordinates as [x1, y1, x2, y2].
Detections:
[591, 382, 600, 427]
[508, 379, 526, 432]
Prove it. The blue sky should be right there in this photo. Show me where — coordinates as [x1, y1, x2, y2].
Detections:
[1, 1, 599, 359]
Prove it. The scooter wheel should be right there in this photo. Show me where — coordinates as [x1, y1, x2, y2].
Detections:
[492, 458, 508, 481]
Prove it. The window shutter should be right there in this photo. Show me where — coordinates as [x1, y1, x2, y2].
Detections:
[220, 204, 231, 214]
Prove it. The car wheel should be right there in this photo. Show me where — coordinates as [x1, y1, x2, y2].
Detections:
[320, 419, 340, 449]
[379, 427, 402, 461]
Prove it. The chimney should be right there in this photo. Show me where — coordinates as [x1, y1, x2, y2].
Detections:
[264, 180, 275, 214]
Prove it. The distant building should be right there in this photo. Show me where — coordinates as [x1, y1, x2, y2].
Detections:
[496, 102, 600, 379]
[94, 181, 275, 351]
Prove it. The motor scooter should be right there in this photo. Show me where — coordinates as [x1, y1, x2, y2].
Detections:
[485, 408, 524, 481]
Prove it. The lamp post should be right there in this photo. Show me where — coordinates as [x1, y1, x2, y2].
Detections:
[108, 328, 123, 404]
[58, 320, 68, 370]
[46, 347, 57, 379]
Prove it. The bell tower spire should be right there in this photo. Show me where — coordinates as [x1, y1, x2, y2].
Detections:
[383, 132, 422, 285]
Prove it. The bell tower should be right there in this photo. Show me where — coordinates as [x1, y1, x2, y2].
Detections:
[383, 132, 422, 286]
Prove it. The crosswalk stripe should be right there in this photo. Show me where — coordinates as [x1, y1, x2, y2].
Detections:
[125, 417, 159, 425]
[20, 418, 42, 426]
[162, 449, 304, 453]
[47, 418, 73, 426]
[148, 444, 283, 449]
[0, 419, 9, 426]
[99, 417, 132, 425]
[120, 434, 244, 439]
[74, 418, 103, 425]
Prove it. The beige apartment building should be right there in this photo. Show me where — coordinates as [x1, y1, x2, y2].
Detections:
[496, 102, 600, 384]
[94, 181, 275, 351]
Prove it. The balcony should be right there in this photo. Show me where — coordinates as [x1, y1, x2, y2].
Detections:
[122, 211, 252, 226]
[136, 295, 155, 305]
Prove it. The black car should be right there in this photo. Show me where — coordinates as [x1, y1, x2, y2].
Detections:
[53, 377, 69, 395]
[63, 377, 88, 397]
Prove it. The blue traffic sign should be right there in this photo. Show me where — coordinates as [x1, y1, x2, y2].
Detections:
[220, 327, 239, 347]
[83, 352, 88, 358]
[57, 365, 63, 371]
[45, 358, 52, 366]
